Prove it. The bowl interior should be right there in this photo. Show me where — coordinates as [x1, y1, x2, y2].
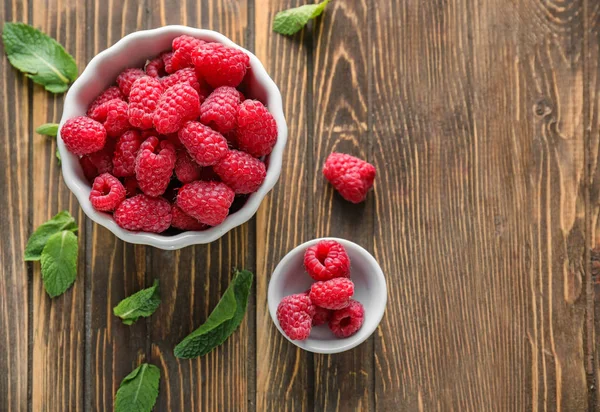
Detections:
[58, 26, 287, 249]
[268, 238, 387, 354]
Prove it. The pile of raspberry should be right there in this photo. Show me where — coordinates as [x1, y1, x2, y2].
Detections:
[60, 35, 278, 233]
[277, 240, 365, 340]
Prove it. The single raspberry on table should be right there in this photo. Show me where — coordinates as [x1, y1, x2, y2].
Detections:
[113, 130, 143, 177]
[329, 300, 364, 338]
[200, 86, 243, 134]
[177, 180, 235, 226]
[116, 68, 146, 97]
[276, 294, 315, 340]
[171, 35, 205, 72]
[153, 83, 201, 134]
[61, 116, 106, 155]
[145, 53, 167, 78]
[134, 136, 176, 197]
[174, 149, 202, 183]
[123, 176, 140, 197]
[177, 121, 228, 166]
[128, 76, 164, 130]
[213, 150, 266, 194]
[236, 100, 278, 157]
[89, 98, 130, 138]
[89, 173, 126, 212]
[193, 42, 250, 88]
[309, 278, 354, 310]
[114, 194, 172, 233]
[304, 239, 351, 281]
[87, 86, 123, 116]
[162, 51, 175, 74]
[171, 205, 208, 231]
[323, 153, 376, 204]
[161, 68, 208, 100]
[312, 306, 332, 326]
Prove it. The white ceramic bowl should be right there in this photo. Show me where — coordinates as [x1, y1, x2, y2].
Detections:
[57, 26, 287, 250]
[268, 238, 387, 354]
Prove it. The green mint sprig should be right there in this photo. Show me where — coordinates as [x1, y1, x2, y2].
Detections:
[114, 363, 160, 412]
[174, 270, 253, 359]
[24, 211, 79, 298]
[273, 0, 330, 36]
[36, 122, 61, 164]
[113, 280, 161, 325]
[2, 22, 77, 93]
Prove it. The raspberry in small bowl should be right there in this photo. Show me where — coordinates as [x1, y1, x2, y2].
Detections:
[268, 238, 387, 354]
[57, 26, 287, 249]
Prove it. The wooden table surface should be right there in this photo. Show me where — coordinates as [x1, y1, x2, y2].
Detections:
[1, 0, 600, 411]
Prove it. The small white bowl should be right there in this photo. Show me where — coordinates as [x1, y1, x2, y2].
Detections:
[57, 26, 287, 250]
[268, 238, 387, 354]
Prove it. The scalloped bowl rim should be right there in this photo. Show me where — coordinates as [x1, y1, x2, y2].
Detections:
[57, 26, 287, 250]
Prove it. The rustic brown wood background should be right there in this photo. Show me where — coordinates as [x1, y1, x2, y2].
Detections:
[1, 0, 599, 410]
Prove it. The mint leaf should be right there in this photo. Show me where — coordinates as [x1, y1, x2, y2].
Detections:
[273, 0, 330, 36]
[40, 230, 78, 298]
[24, 210, 78, 261]
[174, 270, 253, 359]
[36, 123, 59, 136]
[2, 22, 77, 93]
[113, 280, 161, 325]
[114, 363, 160, 412]
[55, 147, 61, 165]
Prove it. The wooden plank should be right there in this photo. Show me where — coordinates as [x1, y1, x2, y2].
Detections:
[371, 0, 589, 410]
[145, 2, 255, 411]
[310, 0, 374, 410]
[83, 1, 149, 410]
[0, 1, 30, 411]
[30, 1, 88, 410]
[254, 0, 313, 410]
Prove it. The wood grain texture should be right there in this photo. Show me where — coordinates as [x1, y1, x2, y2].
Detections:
[255, 0, 313, 410]
[0, 1, 30, 411]
[30, 1, 88, 411]
[146, 1, 255, 411]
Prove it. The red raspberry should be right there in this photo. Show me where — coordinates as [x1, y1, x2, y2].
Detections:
[236, 100, 277, 157]
[153, 83, 201, 134]
[174, 149, 202, 183]
[83, 139, 116, 175]
[162, 51, 175, 74]
[116, 68, 146, 97]
[80, 156, 99, 182]
[177, 121, 228, 166]
[89, 173, 126, 212]
[89, 98, 130, 138]
[323, 153, 376, 204]
[113, 130, 143, 177]
[329, 300, 364, 338]
[304, 239, 350, 281]
[312, 306, 332, 326]
[87, 86, 123, 116]
[276, 294, 315, 340]
[309, 278, 354, 310]
[128, 76, 164, 130]
[114, 194, 172, 233]
[177, 181, 234, 226]
[135, 136, 176, 197]
[145, 54, 167, 78]
[161, 68, 208, 100]
[200, 86, 243, 134]
[163, 132, 183, 148]
[61, 116, 106, 155]
[171, 205, 208, 231]
[193, 42, 250, 88]
[213, 150, 266, 194]
[171, 35, 205, 72]
[123, 177, 140, 197]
